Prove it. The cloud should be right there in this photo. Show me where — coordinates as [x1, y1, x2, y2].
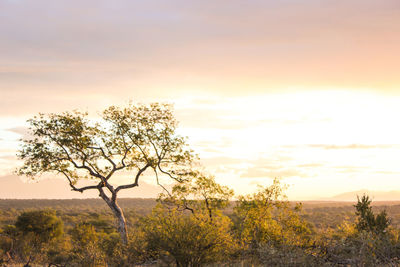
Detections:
[176, 108, 261, 130]
[308, 144, 399, 150]
[0, 155, 16, 161]
[374, 170, 400, 175]
[333, 165, 367, 173]
[1, 0, 400, 115]
[297, 163, 324, 168]
[240, 167, 305, 179]
[200, 156, 244, 167]
[283, 144, 400, 150]
[234, 156, 304, 179]
[6, 126, 30, 139]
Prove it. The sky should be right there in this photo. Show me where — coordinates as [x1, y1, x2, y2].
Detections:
[1, 0, 400, 200]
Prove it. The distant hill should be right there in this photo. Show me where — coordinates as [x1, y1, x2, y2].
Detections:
[325, 189, 400, 202]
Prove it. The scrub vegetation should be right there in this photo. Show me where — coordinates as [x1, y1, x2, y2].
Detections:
[3, 103, 400, 266]
[2, 186, 400, 266]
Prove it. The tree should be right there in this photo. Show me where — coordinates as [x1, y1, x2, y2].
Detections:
[159, 173, 234, 220]
[354, 194, 390, 235]
[143, 175, 235, 266]
[17, 103, 196, 244]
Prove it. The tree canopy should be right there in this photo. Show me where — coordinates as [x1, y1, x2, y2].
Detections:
[17, 103, 197, 243]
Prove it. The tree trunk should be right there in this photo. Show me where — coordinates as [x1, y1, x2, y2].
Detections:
[109, 200, 128, 245]
[99, 189, 128, 245]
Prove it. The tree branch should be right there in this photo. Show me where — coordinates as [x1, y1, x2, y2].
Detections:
[116, 144, 133, 170]
[153, 168, 172, 198]
[45, 133, 104, 180]
[88, 145, 117, 169]
[114, 163, 151, 195]
[59, 170, 102, 193]
[157, 162, 183, 182]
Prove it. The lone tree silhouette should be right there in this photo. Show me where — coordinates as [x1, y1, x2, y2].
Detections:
[17, 103, 196, 244]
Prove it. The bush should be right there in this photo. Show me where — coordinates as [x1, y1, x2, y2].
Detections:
[15, 209, 63, 243]
[70, 223, 104, 266]
[232, 179, 313, 253]
[143, 205, 235, 267]
[142, 174, 236, 266]
[13, 209, 64, 265]
[320, 195, 400, 266]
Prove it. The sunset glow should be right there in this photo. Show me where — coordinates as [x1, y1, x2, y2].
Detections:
[1, 0, 400, 200]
